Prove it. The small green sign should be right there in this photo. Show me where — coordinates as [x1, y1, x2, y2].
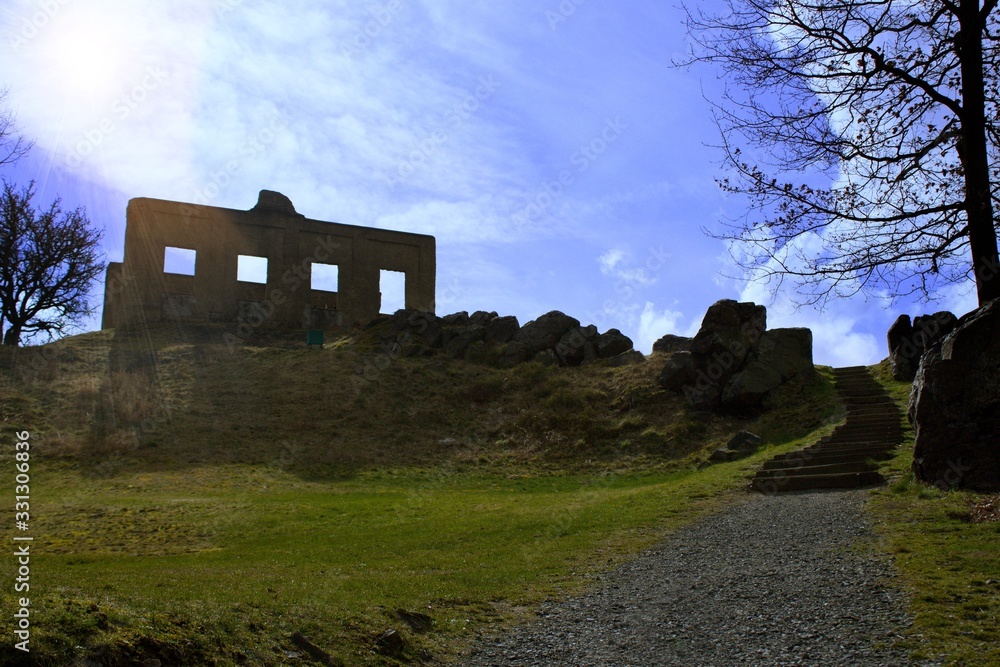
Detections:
[307, 330, 324, 347]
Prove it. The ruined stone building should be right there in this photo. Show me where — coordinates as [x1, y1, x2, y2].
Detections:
[102, 191, 436, 330]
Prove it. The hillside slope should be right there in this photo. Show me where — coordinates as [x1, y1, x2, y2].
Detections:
[1, 323, 839, 476]
[0, 325, 844, 666]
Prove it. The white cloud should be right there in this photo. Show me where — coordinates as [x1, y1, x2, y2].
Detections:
[739, 265, 883, 367]
[633, 302, 705, 354]
[0, 0, 536, 245]
[598, 248, 625, 274]
[597, 247, 658, 287]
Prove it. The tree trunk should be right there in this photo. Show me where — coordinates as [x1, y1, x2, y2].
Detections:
[959, 0, 1000, 305]
[2, 323, 21, 346]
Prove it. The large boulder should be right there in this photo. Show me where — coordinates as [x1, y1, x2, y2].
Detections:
[596, 328, 633, 359]
[652, 334, 691, 354]
[686, 300, 768, 410]
[658, 351, 695, 392]
[657, 300, 813, 412]
[444, 326, 487, 359]
[440, 311, 470, 327]
[555, 325, 599, 366]
[722, 361, 783, 408]
[512, 311, 580, 355]
[888, 311, 958, 382]
[887, 314, 918, 381]
[689, 299, 766, 362]
[486, 315, 520, 345]
[469, 310, 499, 327]
[375, 309, 444, 349]
[909, 298, 1000, 491]
[754, 328, 814, 381]
[362, 308, 629, 369]
[707, 430, 763, 463]
[497, 341, 534, 366]
[913, 311, 958, 350]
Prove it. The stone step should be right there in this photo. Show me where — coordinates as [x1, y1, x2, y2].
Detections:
[841, 418, 901, 427]
[755, 460, 877, 476]
[836, 418, 901, 427]
[795, 440, 898, 453]
[798, 449, 897, 462]
[819, 437, 901, 447]
[805, 438, 900, 449]
[843, 396, 897, 406]
[847, 405, 900, 411]
[835, 386, 883, 396]
[832, 366, 869, 375]
[831, 431, 903, 441]
[817, 433, 901, 444]
[770, 445, 895, 461]
[762, 451, 894, 469]
[750, 366, 901, 494]
[750, 470, 885, 493]
[832, 422, 903, 431]
[827, 431, 903, 442]
[797, 450, 897, 463]
[844, 407, 900, 416]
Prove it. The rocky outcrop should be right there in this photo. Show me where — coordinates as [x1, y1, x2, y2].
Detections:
[657, 351, 695, 392]
[652, 334, 692, 354]
[366, 309, 640, 368]
[887, 310, 958, 382]
[909, 298, 1000, 491]
[597, 329, 634, 359]
[656, 300, 813, 411]
[555, 325, 599, 366]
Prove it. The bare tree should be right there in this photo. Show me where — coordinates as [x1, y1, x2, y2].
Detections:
[680, 0, 1000, 306]
[0, 89, 32, 167]
[0, 181, 104, 346]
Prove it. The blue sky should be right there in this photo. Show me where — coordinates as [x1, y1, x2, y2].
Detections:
[0, 0, 979, 364]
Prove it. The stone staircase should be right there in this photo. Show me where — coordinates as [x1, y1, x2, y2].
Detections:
[750, 366, 903, 493]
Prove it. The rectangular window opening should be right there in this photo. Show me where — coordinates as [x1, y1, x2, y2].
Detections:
[237, 255, 268, 284]
[311, 263, 339, 292]
[380, 269, 406, 314]
[164, 247, 196, 276]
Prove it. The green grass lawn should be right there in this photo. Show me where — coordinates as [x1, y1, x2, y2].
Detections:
[867, 361, 1000, 666]
[0, 426, 841, 666]
[0, 330, 843, 665]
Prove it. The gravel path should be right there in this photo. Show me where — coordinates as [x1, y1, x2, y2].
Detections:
[462, 490, 933, 667]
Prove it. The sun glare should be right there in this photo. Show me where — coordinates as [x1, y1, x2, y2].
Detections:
[36, 11, 133, 103]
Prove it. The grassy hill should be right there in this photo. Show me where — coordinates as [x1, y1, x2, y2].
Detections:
[866, 361, 1000, 666]
[2, 323, 840, 476]
[0, 324, 844, 665]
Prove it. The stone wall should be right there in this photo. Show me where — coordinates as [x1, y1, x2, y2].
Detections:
[102, 191, 436, 330]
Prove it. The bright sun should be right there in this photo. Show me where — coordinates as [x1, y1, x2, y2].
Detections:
[36, 10, 133, 104]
